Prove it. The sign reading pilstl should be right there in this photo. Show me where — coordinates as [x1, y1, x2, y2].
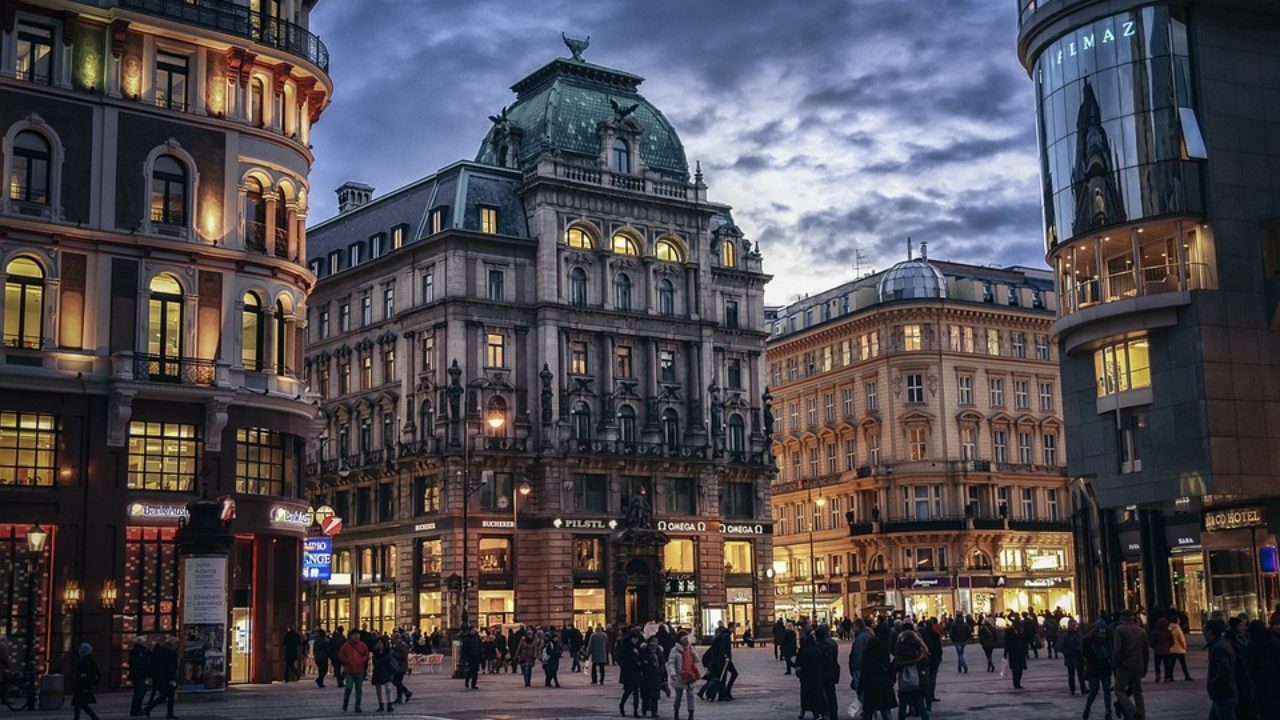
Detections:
[553, 518, 617, 530]
[1205, 506, 1265, 532]
[302, 537, 333, 581]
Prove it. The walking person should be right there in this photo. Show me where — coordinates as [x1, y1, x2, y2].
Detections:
[313, 630, 331, 689]
[71, 644, 102, 720]
[949, 614, 970, 674]
[461, 628, 482, 690]
[817, 625, 840, 720]
[1060, 618, 1086, 695]
[143, 637, 178, 719]
[858, 624, 896, 720]
[589, 625, 610, 685]
[849, 618, 872, 695]
[1205, 619, 1238, 720]
[542, 631, 562, 688]
[128, 636, 151, 717]
[773, 619, 787, 661]
[331, 627, 348, 689]
[1082, 619, 1114, 720]
[1043, 612, 1059, 660]
[284, 626, 303, 682]
[979, 617, 997, 672]
[515, 631, 536, 687]
[639, 636, 665, 718]
[337, 630, 370, 712]
[1150, 617, 1173, 682]
[1112, 609, 1149, 720]
[1168, 617, 1192, 681]
[1245, 620, 1280, 719]
[795, 634, 827, 720]
[667, 632, 700, 720]
[619, 631, 643, 716]
[390, 632, 412, 704]
[370, 637, 395, 713]
[782, 623, 799, 676]
[1003, 619, 1029, 690]
[920, 619, 943, 706]
[892, 623, 930, 720]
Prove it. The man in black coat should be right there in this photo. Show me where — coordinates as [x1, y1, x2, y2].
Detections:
[330, 627, 347, 688]
[312, 630, 330, 688]
[127, 636, 150, 717]
[283, 627, 302, 682]
[461, 628, 483, 689]
[143, 637, 178, 719]
[816, 624, 840, 720]
[921, 620, 944, 705]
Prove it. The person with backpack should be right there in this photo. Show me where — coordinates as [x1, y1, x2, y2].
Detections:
[1004, 619, 1030, 690]
[1082, 619, 1114, 720]
[667, 631, 700, 720]
[893, 623, 930, 720]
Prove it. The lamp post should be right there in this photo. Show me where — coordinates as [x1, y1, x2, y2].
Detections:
[513, 479, 531, 622]
[22, 523, 48, 711]
[453, 395, 505, 679]
[806, 489, 826, 624]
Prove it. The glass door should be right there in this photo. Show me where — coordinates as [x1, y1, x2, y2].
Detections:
[230, 607, 252, 684]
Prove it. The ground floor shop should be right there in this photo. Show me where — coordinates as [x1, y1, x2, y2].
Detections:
[782, 574, 1078, 621]
[1201, 504, 1279, 622]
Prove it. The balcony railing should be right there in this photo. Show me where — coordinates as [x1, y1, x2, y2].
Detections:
[273, 228, 290, 258]
[1061, 262, 1213, 315]
[247, 221, 267, 252]
[120, 0, 330, 72]
[133, 353, 215, 385]
[540, 161, 693, 201]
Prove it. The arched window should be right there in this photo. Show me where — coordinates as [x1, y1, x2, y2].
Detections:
[869, 553, 887, 574]
[572, 401, 592, 441]
[150, 155, 187, 226]
[969, 549, 992, 570]
[419, 398, 434, 439]
[612, 138, 630, 174]
[728, 414, 746, 454]
[274, 191, 289, 257]
[251, 77, 266, 127]
[148, 274, 184, 378]
[611, 233, 639, 256]
[658, 278, 675, 317]
[722, 240, 738, 268]
[614, 273, 632, 311]
[569, 267, 588, 307]
[3, 257, 44, 349]
[662, 408, 680, 448]
[10, 131, 50, 204]
[618, 404, 637, 444]
[245, 178, 266, 251]
[566, 226, 593, 249]
[274, 299, 288, 374]
[241, 292, 263, 370]
[655, 238, 683, 263]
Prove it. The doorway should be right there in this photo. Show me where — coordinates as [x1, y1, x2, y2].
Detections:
[623, 558, 653, 626]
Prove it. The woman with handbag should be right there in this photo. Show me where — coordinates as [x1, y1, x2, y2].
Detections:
[892, 623, 930, 720]
[666, 632, 700, 720]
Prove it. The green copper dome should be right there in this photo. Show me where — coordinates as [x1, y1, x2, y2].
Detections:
[476, 54, 690, 181]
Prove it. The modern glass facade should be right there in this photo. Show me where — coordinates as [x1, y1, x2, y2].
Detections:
[1035, 5, 1204, 249]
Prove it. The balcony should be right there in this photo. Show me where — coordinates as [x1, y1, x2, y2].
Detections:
[119, 0, 330, 73]
[881, 516, 967, 534]
[132, 353, 215, 385]
[246, 221, 267, 253]
[533, 161, 697, 201]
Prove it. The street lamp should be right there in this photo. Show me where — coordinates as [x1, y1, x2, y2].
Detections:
[21, 523, 48, 710]
[454, 393, 506, 680]
[808, 491, 826, 624]
[512, 479, 531, 622]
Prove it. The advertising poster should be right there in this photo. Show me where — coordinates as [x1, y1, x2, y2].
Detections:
[302, 537, 333, 581]
[180, 555, 228, 692]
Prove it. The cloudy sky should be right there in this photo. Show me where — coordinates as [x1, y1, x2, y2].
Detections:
[308, 0, 1045, 305]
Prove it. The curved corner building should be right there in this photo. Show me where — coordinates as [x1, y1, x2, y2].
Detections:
[0, 0, 331, 685]
[1018, 0, 1280, 623]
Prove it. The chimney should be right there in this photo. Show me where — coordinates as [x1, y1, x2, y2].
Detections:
[336, 182, 374, 214]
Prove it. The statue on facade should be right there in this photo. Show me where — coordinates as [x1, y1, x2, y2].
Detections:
[562, 33, 590, 61]
[762, 388, 775, 439]
[624, 491, 653, 530]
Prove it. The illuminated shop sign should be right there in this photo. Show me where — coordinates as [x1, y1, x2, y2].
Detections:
[302, 537, 333, 581]
[553, 518, 618, 530]
[128, 502, 189, 522]
[719, 523, 768, 536]
[480, 520, 515, 529]
[1204, 507, 1265, 532]
[1019, 577, 1072, 589]
[1046, 18, 1137, 67]
[658, 520, 707, 533]
[270, 506, 311, 528]
[896, 577, 953, 590]
[414, 522, 437, 532]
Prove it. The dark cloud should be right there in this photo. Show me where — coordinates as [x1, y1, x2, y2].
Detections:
[308, 0, 1046, 302]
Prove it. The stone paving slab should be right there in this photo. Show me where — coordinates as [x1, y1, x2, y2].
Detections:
[26, 643, 1213, 719]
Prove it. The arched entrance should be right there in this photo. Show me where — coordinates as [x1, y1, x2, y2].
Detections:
[623, 557, 654, 626]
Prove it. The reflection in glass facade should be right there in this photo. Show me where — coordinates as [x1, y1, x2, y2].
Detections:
[1035, 5, 1204, 249]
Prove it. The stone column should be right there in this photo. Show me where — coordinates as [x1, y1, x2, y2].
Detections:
[263, 192, 278, 255]
[262, 306, 278, 375]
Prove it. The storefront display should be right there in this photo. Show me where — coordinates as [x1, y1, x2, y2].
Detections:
[573, 588, 607, 631]
[418, 591, 443, 632]
[477, 590, 514, 627]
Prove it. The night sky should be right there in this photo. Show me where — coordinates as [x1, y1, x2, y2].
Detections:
[308, 0, 1044, 304]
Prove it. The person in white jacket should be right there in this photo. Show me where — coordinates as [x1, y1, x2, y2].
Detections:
[666, 632, 701, 720]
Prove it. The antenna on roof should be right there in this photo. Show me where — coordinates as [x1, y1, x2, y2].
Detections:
[907, 237, 913, 261]
[853, 247, 868, 278]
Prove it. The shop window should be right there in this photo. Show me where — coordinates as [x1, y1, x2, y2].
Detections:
[663, 538, 695, 573]
[573, 474, 606, 513]
[419, 539, 442, 576]
[234, 428, 286, 496]
[418, 591, 443, 632]
[666, 477, 695, 515]
[0, 412, 57, 486]
[118, 526, 178, 683]
[574, 536, 603, 573]
[573, 588, 607, 633]
[127, 422, 198, 491]
[722, 481, 754, 520]
[724, 541, 753, 575]
[478, 537, 510, 574]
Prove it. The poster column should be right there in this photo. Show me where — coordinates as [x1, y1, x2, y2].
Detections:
[175, 497, 235, 693]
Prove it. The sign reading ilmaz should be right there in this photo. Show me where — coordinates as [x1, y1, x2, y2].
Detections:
[1204, 507, 1266, 532]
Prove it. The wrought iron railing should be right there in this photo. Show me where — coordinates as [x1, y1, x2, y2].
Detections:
[120, 0, 330, 72]
[133, 353, 215, 385]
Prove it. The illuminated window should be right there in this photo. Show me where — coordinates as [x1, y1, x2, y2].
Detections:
[724, 541, 753, 575]
[663, 538, 695, 573]
[1094, 338, 1151, 397]
[567, 226, 593, 249]
[655, 238, 683, 262]
[903, 324, 922, 351]
[574, 536, 603, 572]
[361, 354, 373, 388]
[147, 274, 184, 378]
[241, 292, 263, 370]
[155, 52, 188, 111]
[909, 427, 928, 461]
[391, 225, 404, 250]
[611, 233, 639, 255]
[1000, 548, 1025, 571]
[3, 257, 44, 349]
[570, 342, 589, 375]
[235, 428, 285, 495]
[0, 412, 57, 486]
[419, 538, 442, 575]
[150, 155, 187, 226]
[127, 421, 198, 491]
[986, 329, 1000, 356]
[722, 240, 737, 268]
[9, 131, 50, 203]
[486, 333, 505, 367]
[15, 23, 53, 84]
[480, 207, 498, 234]
[414, 476, 441, 515]
[479, 538, 510, 574]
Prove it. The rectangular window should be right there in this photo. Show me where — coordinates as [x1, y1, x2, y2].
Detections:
[903, 324, 922, 351]
[659, 350, 676, 383]
[430, 209, 444, 235]
[616, 346, 633, 378]
[808, 447, 819, 477]
[382, 346, 395, 381]
[383, 285, 394, 319]
[906, 373, 925, 404]
[806, 398, 817, 425]
[1021, 488, 1035, 519]
[573, 536, 604, 573]
[479, 472, 514, 512]
[328, 251, 341, 276]
[570, 341, 589, 375]
[844, 438, 856, 470]
[487, 269, 504, 301]
[422, 269, 435, 303]
[865, 381, 878, 411]
[419, 538, 442, 575]
[666, 477, 696, 515]
[127, 421, 198, 492]
[391, 225, 405, 250]
[1039, 382, 1054, 411]
[319, 309, 330, 339]
[909, 427, 928, 461]
[155, 52, 189, 111]
[0, 412, 57, 486]
[339, 303, 350, 332]
[421, 334, 435, 372]
[317, 365, 329, 399]
[1036, 334, 1050, 360]
[958, 374, 974, 405]
[480, 206, 498, 234]
[993, 430, 1008, 463]
[1018, 431, 1033, 464]
[726, 358, 742, 389]
[1014, 380, 1030, 409]
[338, 361, 350, 394]
[361, 294, 372, 326]
[986, 328, 1000, 356]
[379, 482, 395, 522]
[823, 393, 834, 421]
[842, 388, 853, 417]
[821, 346, 833, 371]
[825, 442, 837, 474]
[1011, 332, 1026, 358]
[235, 428, 285, 496]
[414, 476, 441, 515]
[479, 537, 510, 574]
[788, 403, 799, 431]
[361, 354, 373, 388]
[722, 481, 755, 519]
[1047, 489, 1060, 522]
[989, 377, 1005, 406]
[724, 300, 739, 329]
[1043, 433, 1058, 466]
[573, 474, 607, 513]
[15, 23, 54, 84]
[486, 333, 506, 367]
[348, 243, 364, 267]
[1094, 338, 1151, 397]
[961, 426, 976, 461]
[724, 540, 753, 575]
[841, 340, 852, 366]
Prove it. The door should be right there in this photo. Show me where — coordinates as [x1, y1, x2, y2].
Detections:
[230, 607, 252, 684]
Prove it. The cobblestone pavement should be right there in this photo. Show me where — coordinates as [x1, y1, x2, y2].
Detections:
[27, 643, 1213, 719]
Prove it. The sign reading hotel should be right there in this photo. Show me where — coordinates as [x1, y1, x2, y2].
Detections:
[129, 502, 190, 523]
[1205, 506, 1265, 532]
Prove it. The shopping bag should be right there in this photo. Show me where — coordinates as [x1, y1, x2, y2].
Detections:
[846, 695, 863, 719]
[999, 657, 1009, 678]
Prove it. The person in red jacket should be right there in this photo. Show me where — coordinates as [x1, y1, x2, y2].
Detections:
[337, 633, 371, 713]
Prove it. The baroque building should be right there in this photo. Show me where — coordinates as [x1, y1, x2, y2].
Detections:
[1018, 0, 1280, 625]
[302, 40, 773, 638]
[0, 0, 330, 686]
[768, 251, 1074, 621]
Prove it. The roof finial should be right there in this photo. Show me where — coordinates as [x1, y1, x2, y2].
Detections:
[562, 33, 590, 62]
[695, 160, 703, 185]
[907, 237, 913, 261]
[921, 242, 928, 261]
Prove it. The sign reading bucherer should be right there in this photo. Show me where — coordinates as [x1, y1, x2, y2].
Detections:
[1204, 506, 1265, 532]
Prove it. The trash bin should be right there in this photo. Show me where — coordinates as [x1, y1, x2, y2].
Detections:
[39, 673, 65, 710]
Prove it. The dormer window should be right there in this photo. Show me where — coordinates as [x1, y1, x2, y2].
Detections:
[722, 240, 737, 268]
[612, 138, 630, 174]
